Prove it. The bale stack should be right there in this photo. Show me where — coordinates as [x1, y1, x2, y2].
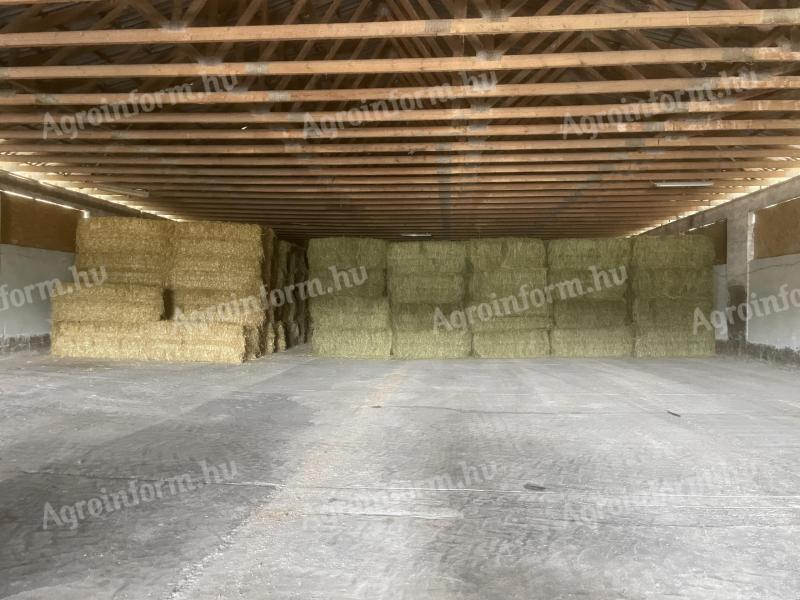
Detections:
[548, 239, 634, 358]
[632, 235, 716, 358]
[388, 241, 471, 359]
[308, 238, 392, 358]
[467, 238, 551, 358]
[168, 221, 265, 360]
[290, 245, 310, 345]
[260, 227, 278, 356]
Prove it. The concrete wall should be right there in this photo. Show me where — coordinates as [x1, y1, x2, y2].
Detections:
[0, 244, 74, 349]
[748, 253, 800, 352]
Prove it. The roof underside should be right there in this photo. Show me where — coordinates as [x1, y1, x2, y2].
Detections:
[0, 0, 799, 240]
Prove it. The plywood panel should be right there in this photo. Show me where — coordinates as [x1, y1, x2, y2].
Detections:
[755, 198, 800, 259]
[0, 192, 81, 253]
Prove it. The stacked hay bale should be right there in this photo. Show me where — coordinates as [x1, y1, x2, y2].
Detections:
[260, 227, 278, 355]
[290, 245, 310, 345]
[52, 217, 249, 364]
[467, 238, 551, 358]
[308, 237, 391, 358]
[388, 241, 471, 359]
[548, 239, 634, 358]
[168, 221, 265, 360]
[632, 235, 716, 358]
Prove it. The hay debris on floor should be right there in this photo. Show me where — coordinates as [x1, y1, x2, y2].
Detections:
[472, 331, 551, 358]
[551, 328, 634, 358]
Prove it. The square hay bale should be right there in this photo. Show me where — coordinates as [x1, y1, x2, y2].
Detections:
[633, 298, 714, 331]
[261, 227, 277, 288]
[469, 312, 552, 333]
[634, 329, 716, 358]
[310, 296, 390, 331]
[551, 327, 634, 358]
[387, 241, 466, 275]
[312, 329, 393, 359]
[389, 274, 465, 305]
[52, 284, 164, 323]
[168, 269, 263, 295]
[172, 238, 264, 262]
[633, 235, 715, 269]
[174, 220, 262, 244]
[308, 237, 388, 271]
[170, 289, 265, 326]
[262, 322, 276, 355]
[245, 325, 263, 360]
[468, 238, 546, 271]
[75, 252, 168, 287]
[472, 331, 551, 358]
[547, 268, 628, 301]
[554, 299, 628, 330]
[52, 322, 247, 364]
[77, 218, 173, 256]
[392, 303, 460, 332]
[392, 330, 472, 359]
[469, 269, 548, 301]
[547, 238, 632, 270]
[632, 268, 713, 300]
[308, 266, 385, 298]
[275, 322, 287, 352]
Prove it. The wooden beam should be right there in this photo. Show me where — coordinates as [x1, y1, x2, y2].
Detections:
[1, 9, 798, 48]
[1, 47, 797, 79]
[2, 76, 797, 105]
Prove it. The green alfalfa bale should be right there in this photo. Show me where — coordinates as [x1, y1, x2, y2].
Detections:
[472, 330, 551, 358]
[468, 238, 546, 271]
[633, 298, 714, 331]
[308, 237, 388, 271]
[632, 268, 713, 300]
[547, 268, 629, 301]
[633, 235, 715, 269]
[312, 329, 393, 359]
[392, 303, 461, 332]
[310, 296, 390, 331]
[553, 299, 628, 330]
[468, 312, 552, 333]
[469, 269, 548, 301]
[387, 241, 467, 275]
[389, 274, 465, 304]
[551, 327, 634, 358]
[308, 266, 385, 298]
[634, 328, 716, 358]
[392, 330, 472, 359]
[547, 238, 632, 270]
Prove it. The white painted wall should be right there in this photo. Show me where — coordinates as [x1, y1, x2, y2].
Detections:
[0, 244, 74, 340]
[748, 253, 800, 352]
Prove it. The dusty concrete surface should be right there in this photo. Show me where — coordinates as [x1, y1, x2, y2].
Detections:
[1, 349, 799, 599]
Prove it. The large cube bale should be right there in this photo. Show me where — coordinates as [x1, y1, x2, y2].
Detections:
[632, 298, 714, 331]
[392, 330, 472, 359]
[631, 268, 713, 300]
[547, 268, 628, 301]
[551, 328, 634, 358]
[52, 322, 247, 364]
[554, 299, 628, 330]
[468, 269, 548, 302]
[261, 227, 278, 290]
[472, 331, 551, 358]
[75, 253, 166, 287]
[389, 274, 465, 305]
[171, 289, 265, 326]
[52, 284, 164, 324]
[469, 312, 552, 333]
[634, 329, 716, 358]
[312, 329, 393, 359]
[633, 235, 715, 269]
[308, 237, 387, 270]
[468, 238, 546, 271]
[388, 241, 466, 275]
[547, 238, 632, 270]
[311, 297, 390, 331]
[391, 303, 460, 332]
[308, 266, 385, 298]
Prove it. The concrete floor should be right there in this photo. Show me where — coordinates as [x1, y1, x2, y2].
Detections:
[1, 349, 799, 600]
